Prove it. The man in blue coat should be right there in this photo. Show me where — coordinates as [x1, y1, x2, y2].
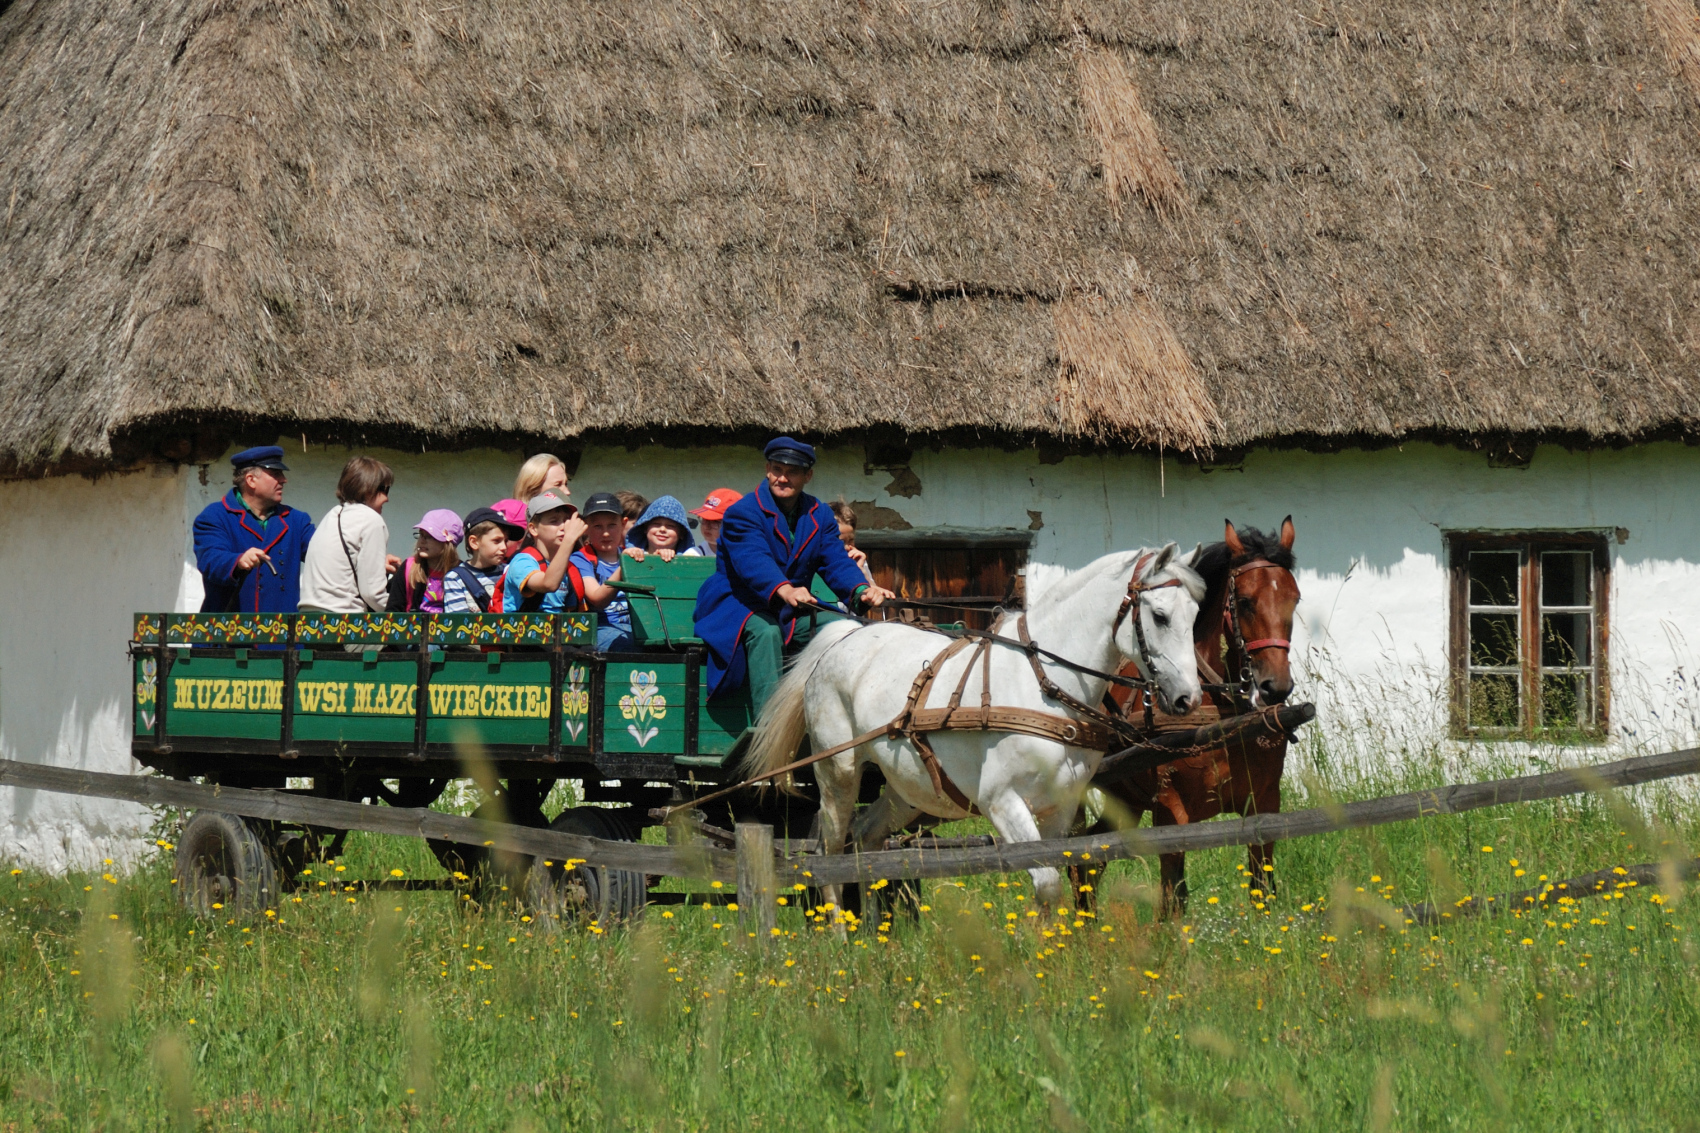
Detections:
[193, 446, 316, 613]
[694, 437, 893, 714]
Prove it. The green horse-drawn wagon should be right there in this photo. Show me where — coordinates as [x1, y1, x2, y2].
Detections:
[131, 556, 845, 919]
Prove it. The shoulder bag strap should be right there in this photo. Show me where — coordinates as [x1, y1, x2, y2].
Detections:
[337, 508, 377, 612]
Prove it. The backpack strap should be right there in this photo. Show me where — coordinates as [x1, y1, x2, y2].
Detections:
[566, 562, 587, 610]
[517, 554, 549, 613]
[448, 563, 494, 613]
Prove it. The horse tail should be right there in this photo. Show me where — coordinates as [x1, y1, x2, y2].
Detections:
[744, 618, 860, 791]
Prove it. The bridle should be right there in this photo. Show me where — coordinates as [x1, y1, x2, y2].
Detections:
[1222, 558, 1292, 695]
[1111, 553, 1186, 676]
[1106, 552, 1187, 731]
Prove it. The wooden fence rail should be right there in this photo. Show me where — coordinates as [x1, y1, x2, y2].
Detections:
[0, 758, 730, 879]
[3, 747, 1698, 889]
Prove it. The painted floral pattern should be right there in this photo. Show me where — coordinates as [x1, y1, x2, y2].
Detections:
[131, 611, 597, 648]
[134, 657, 157, 732]
[296, 613, 417, 644]
[618, 670, 668, 747]
[562, 663, 591, 743]
[164, 614, 290, 644]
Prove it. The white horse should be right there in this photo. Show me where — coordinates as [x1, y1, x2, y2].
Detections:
[745, 544, 1205, 909]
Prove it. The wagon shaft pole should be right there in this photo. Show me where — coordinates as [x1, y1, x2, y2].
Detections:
[735, 823, 777, 943]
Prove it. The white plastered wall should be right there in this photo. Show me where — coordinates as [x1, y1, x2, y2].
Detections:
[567, 439, 1700, 758]
[0, 467, 190, 871]
[189, 438, 1700, 760]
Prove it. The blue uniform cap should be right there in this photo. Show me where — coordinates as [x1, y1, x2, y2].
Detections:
[763, 436, 816, 468]
[230, 445, 289, 472]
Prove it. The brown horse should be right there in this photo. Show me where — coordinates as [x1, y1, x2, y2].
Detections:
[1096, 518, 1300, 914]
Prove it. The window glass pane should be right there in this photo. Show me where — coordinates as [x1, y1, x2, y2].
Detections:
[1469, 673, 1521, 728]
[1541, 672, 1589, 728]
[1470, 613, 1520, 668]
[1541, 551, 1591, 608]
[1541, 612, 1591, 667]
[1469, 551, 1520, 607]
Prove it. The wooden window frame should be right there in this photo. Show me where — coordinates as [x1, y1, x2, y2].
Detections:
[1446, 531, 1610, 740]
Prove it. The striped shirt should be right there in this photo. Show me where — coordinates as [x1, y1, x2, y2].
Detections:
[441, 562, 505, 613]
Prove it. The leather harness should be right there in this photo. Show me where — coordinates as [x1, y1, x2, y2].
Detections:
[670, 560, 1190, 818]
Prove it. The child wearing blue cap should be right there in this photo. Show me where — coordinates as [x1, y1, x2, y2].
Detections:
[625, 495, 695, 561]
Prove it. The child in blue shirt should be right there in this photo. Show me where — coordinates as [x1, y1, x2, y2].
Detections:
[502, 492, 588, 613]
[570, 492, 637, 651]
[502, 491, 627, 622]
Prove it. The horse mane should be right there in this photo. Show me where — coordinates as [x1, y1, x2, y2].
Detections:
[1026, 547, 1205, 613]
[1192, 525, 1296, 635]
[1160, 556, 1208, 603]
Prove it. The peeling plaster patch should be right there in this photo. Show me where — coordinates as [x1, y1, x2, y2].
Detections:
[883, 466, 923, 498]
[848, 500, 913, 530]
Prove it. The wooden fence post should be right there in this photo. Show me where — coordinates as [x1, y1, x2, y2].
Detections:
[735, 823, 777, 942]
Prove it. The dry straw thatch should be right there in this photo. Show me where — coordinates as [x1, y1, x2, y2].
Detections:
[1054, 293, 1218, 447]
[4, 0, 1700, 473]
[1073, 41, 1187, 215]
[1646, 0, 1700, 100]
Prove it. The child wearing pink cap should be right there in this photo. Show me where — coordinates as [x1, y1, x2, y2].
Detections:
[389, 508, 464, 613]
[489, 499, 531, 562]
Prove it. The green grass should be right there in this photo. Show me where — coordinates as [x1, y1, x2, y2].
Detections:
[5, 740, 1700, 1131]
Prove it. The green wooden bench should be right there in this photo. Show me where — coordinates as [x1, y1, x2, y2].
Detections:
[620, 556, 847, 648]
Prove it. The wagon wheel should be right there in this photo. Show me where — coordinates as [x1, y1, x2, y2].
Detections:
[524, 806, 648, 930]
[247, 817, 341, 892]
[428, 800, 535, 905]
[174, 811, 281, 917]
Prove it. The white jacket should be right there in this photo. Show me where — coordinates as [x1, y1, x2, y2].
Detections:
[300, 503, 391, 613]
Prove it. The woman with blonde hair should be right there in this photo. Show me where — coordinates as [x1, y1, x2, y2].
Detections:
[514, 453, 570, 508]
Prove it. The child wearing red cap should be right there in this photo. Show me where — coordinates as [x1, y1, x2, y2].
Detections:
[684, 488, 742, 558]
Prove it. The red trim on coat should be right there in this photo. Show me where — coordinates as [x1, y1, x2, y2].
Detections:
[792, 506, 821, 560]
[223, 494, 291, 611]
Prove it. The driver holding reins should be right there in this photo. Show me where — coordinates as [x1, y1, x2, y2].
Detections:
[694, 438, 894, 717]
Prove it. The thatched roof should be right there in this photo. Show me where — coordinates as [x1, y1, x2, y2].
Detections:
[3, 0, 1700, 472]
